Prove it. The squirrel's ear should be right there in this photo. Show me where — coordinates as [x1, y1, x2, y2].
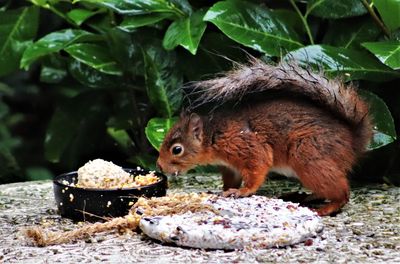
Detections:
[188, 113, 203, 142]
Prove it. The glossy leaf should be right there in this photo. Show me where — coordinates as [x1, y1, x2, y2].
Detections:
[64, 43, 123, 75]
[204, 0, 303, 56]
[40, 55, 67, 83]
[359, 90, 397, 150]
[119, 13, 172, 32]
[68, 59, 123, 88]
[273, 9, 306, 35]
[284, 45, 399, 81]
[67, 8, 99, 26]
[372, 0, 400, 31]
[145, 117, 177, 150]
[105, 28, 143, 75]
[362, 41, 400, 70]
[30, 0, 60, 8]
[74, 0, 191, 17]
[21, 29, 99, 69]
[323, 19, 380, 49]
[307, 0, 367, 19]
[0, 6, 39, 76]
[163, 9, 207, 55]
[142, 41, 183, 117]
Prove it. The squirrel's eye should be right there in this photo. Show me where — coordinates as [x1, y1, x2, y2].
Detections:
[171, 144, 184, 156]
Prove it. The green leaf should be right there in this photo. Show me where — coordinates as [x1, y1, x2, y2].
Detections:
[359, 90, 397, 150]
[30, 0, 59, 8]
[105, 28, 143, 75]
[45, 91, 109, 163]
[107, 128, 132, 154]
[163, 9, 207, 55]
[284, 45, 400, 81]
[67, 8, 99, 26]
[0, 6, 39, 76]
[372, 0, 400, 31]
[68, 59, 123, 88]
[142, 40, 183, 117]
[21, 29, 100, 69]
[145, 117, 177, 150]
[362, 41, 400, 70]
[75, 0, 190, 17]
[64, 43, 123, 75]
[119, 13, 172, 31]
[40, 55, 67, 83]
[204, 0, 303, 56]
[272, 9, 306, 35]
[307, 0, 367, 19]
[86, 13, 114, 33]
[323, 18, 380, 49]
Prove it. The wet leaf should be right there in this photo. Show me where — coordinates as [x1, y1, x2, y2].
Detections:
[75, 0, 190, 17]
[39, 55, 67, 83]
[64, 43, 123, 75]
[284, 45, 400, 81]
[142, 40, 183, 117]
[67, 8, 100, 26]
[145, 117, 177, 150]
[372, 0, 400, 31]
[323, 18, 380, 49]
[119, 13, 172, 32]
[163, 9, 207, 55]
[362, 41, 400, 70]
[204, 0, 302, 56]
[105, 28, 143, 75]
[0, 6, 39, 76]
[21, 29, 100, 69]
[359, 90, 397, 150]
[307, 0, 367, 19]
[68, 59, 123, 88]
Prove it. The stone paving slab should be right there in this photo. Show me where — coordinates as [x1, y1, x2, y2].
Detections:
[0, 175, 399, 263]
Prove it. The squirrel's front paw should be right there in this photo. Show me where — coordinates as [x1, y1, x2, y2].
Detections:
[222, 188, 253, 198]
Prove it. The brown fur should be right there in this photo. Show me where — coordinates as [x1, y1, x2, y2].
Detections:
[157, 60, 373, 216]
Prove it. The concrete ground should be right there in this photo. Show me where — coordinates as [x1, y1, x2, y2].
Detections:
[1, 174, 399, 263]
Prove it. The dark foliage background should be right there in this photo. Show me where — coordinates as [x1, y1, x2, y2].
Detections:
[0, 0, 399, 184]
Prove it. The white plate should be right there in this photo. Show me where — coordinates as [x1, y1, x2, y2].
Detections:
[138, 194, 323, 250]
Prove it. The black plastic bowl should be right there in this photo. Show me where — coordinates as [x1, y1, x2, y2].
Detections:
[53, 168, 167, 222]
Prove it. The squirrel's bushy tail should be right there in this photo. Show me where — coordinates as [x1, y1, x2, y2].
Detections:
[188, 58, 372, 154]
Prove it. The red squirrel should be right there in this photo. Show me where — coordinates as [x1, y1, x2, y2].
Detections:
[156, 59, 373, 216]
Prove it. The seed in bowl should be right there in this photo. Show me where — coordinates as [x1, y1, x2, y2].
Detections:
[76, 159, 159, 189]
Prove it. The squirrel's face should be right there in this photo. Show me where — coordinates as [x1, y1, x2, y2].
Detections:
[157, 113, 204, 176]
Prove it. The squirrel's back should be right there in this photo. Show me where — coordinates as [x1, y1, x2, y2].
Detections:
[187, 58, 373, 156]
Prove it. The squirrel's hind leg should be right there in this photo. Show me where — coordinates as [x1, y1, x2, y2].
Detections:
[294, 160, 350, 216]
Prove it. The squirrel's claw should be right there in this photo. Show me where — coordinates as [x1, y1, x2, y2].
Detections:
[222, 188, 253, 198]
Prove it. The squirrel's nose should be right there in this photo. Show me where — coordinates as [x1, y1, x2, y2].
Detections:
[156, 161, 163, 172]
